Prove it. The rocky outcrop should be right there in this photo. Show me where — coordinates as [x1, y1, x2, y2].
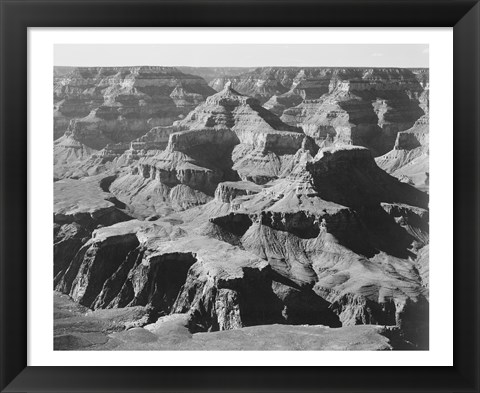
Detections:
[214, 181, 263, 203]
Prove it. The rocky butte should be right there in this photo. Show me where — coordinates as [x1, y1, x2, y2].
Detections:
[53, 66, 429, 350]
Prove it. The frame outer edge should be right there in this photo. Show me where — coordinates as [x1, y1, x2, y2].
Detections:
[453, 1, 480, 391]
[0, 0, 479, 392]
[0, 0, 28, 391]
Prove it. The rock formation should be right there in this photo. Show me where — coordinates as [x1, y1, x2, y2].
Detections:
[209, 67, 429, 169]
[55, 291, 409, 350]
[209, 67, 335, 103]
[88, 82, 312, 217]
[54, 175, 133, 283]
[53, 67, 216, 177]
[280, 68, 427, 156]
[375, 115, 429, 190]
[53, 66, 429, 350]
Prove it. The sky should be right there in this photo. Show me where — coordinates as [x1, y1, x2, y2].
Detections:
[54, 44, 428, 68]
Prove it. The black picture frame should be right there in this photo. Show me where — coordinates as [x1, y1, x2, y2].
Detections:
[1, 0, 479, 392]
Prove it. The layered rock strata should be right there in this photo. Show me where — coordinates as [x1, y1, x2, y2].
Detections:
[55, 218, 341, 331]
[209, 67, 428, 159]
[54, 144, 429, 348]
[169, 145, 429, 347]
[100, 83, 312, 217]
[54, 66, 215, 143]
[280, 69, 427, 156]
[53, 66, 429, 350]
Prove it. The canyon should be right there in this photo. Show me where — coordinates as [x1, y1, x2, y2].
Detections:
[54, 66, 429, 350]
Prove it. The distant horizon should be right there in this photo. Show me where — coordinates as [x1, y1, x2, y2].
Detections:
[54, 65, 429, 69]
[54, 44, 429, 68]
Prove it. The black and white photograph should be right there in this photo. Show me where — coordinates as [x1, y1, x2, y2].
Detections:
[53, 44, 430, 351]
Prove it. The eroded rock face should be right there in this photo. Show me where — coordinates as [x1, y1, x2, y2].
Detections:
[208, 67, 428, 171]
[54, 176, 133, 283]
[55, 292, 409, 350]
[54, 219, 341, 332]
[375, 115, 429, 190]
[170, 145, 429, 347]
[214, 181, 263, 204]
[306, 146, 427, 208]
[54, 145, 429, 348]
[210, 67, 427, 111]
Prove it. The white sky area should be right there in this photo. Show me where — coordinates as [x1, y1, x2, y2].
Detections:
[54, 44, 429, 68]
